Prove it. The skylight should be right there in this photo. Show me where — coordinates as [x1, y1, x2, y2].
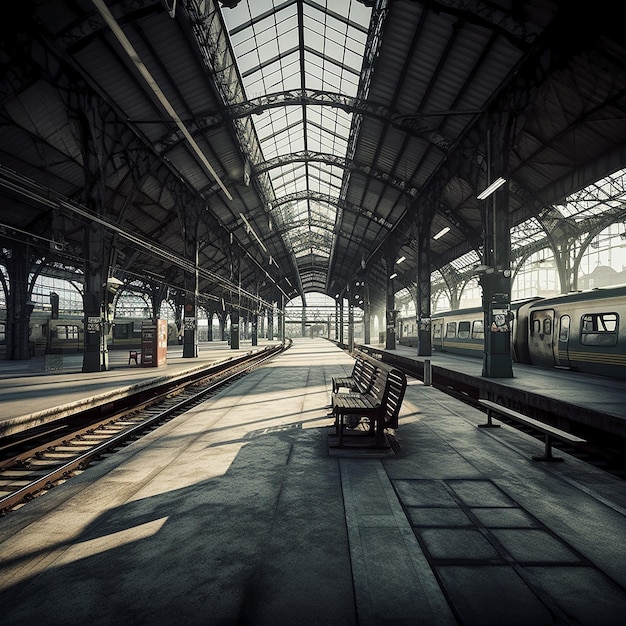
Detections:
[221, 1, 372, 272]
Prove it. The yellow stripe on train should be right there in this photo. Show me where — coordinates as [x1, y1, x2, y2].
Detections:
[443, 341, 483, 352]
[558, 351, 626, 365]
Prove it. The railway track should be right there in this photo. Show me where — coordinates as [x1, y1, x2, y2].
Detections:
[0, 342, 289, 515]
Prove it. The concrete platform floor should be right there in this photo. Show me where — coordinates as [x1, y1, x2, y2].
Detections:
[1, 338, 626, 625]
[0, 340, 280, 437]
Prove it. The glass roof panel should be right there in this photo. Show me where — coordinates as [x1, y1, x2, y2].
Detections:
[221, 0, 373, 274]
[448, 250, 481, 271]
[511, 217, 545, 250]
[557, 168, 626, 221]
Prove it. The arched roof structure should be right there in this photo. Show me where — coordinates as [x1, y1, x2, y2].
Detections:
[0, 0, 625, 311]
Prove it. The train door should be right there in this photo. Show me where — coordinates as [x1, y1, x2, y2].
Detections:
[431, 317, 444, 351]
[555, 314, 572, 368]
[528, 308, 556, 367]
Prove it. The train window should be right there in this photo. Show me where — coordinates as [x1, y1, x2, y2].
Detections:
[531, 317, 541, 334]
[472, 320, 484, 339]
[57, 325, 80, 340]
[445, 322, 456, 338]
[543, 318, 552, 335]
[580, 313, 618, 347]
[0, 321, 4, 343]
[458, 321, 470, 339]
[559, 316, 570, 342]
[113, 322, 132, 339]
[433, 324, 442, 339]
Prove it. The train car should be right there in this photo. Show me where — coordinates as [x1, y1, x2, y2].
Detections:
[397, 286, 626, 379]
[0, 311, 181, 357]
[109, 317, 180, 349]
[516, 286, 626, 379]
[22, 312, 84, 355]
[431, 307, 485, 357]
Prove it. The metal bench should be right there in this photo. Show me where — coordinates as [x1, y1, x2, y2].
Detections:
[478, 398, 586, 462]
[331, 363, 407, 449]
[128, 350, 140, 365]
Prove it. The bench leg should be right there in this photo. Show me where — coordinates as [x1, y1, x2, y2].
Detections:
[330, 410, 345, 448]
[532, 434, 564, 462]
[478, 408, 501, 429]
[373, 416, 387, 448]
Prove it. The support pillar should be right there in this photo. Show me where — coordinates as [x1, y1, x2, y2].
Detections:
[4, 241, 36, 360]
[82, 224, 113, 372]
[480, 114, 513, 378]
[251, 312, 258, 346]
[207, 312, 214, 341]
[363, 280, 371, 345]
[230, 308, 240, 349]
[416, 210, 434, 356]
[339, 297, 344, 346]
[480, 269, 513, 377]
[348, 300, 354, 352]
[267, 309, 273, 340]
[279, 296, 286, 343]
[182, 229, 200, 358]
[182, 299, 198, 357]
[385, 250, 397, 351]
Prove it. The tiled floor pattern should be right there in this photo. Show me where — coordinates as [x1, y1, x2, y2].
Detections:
[392, 478, 622, 625]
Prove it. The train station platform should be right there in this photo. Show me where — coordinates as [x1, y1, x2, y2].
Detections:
[384, 342, 626, 422]
[0, 340, 280, 438]
[1, 338, 626, 625]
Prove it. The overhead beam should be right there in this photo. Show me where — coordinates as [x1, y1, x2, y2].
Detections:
[255, 150, 419, 196]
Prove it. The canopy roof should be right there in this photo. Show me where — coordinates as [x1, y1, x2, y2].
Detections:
[0, 0, 625, 311]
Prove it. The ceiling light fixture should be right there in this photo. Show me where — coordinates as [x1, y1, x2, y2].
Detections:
[239, 213, 267, 252]
[477, 177, 506, 200]
[433, 226, 450, 240]
[389, 272, 398, 280]
[396, 256, 406, 264]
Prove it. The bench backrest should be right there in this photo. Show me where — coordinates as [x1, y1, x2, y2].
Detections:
[349, 355, 365, 378]
[379, 368, 407, 429]
[363, 366, 389, 401]
[354, 358, 378, 392]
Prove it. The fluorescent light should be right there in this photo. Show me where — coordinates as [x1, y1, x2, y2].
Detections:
[433, 226, 450, 240]
[477, 177, 506, 200]
[389, 272, 398, 280]
[396, 256, 406, 264]
[239, 213, 267, 252]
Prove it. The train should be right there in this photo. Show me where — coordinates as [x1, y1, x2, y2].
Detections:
[0, 312, 182, 357]
[398, 285, 626, 380]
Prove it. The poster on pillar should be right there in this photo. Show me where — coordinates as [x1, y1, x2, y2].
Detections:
[490, 308, 510, 333]
[386, 310, 397, 335]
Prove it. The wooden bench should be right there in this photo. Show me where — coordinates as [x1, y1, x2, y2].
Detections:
[332, 352, 378, 394]
[331, 362, 407, 449]
[478, 399, 586, 462]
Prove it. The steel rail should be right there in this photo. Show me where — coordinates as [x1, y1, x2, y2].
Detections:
[0, 341, 288, 515]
